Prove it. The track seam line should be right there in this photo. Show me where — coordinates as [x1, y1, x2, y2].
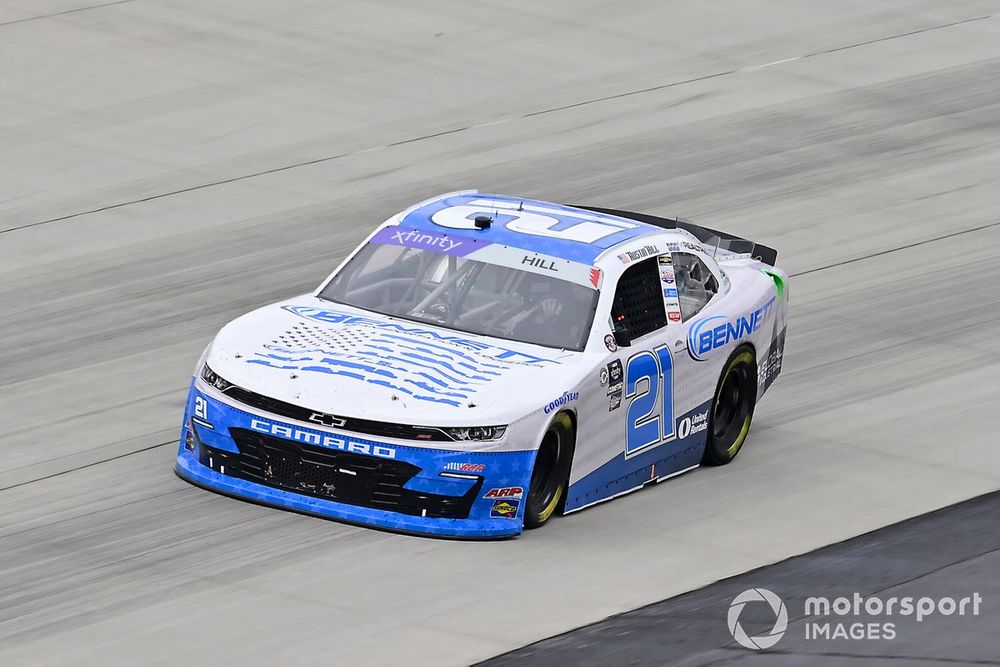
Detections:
[788, 219, 1000, 277]
[0, 0, 138, 27]
[0, 439, 175, 493]
[1, 13, 991, 236]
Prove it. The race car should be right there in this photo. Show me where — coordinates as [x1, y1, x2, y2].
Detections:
[176, 191, 788, 538]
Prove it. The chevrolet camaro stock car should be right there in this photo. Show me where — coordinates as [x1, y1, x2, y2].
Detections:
[176, 191, 789, 538]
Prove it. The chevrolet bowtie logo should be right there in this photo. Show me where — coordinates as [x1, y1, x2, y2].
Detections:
[308, 412, 346, 427]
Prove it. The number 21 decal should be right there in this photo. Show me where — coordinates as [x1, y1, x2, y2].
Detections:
[624, 345, 675, 457]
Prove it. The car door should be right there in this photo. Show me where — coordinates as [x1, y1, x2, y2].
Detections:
[669, 249, 724, 442]
[608, 254, 690, 466]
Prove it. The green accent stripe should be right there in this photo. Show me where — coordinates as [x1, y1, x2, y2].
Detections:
[761, 268, 786, 300]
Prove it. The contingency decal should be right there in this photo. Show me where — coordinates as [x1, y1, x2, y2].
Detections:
[483, 486, 523, 499]
[758, 326, 786, 395]
[542, 391, 578, 414]
[658, 254, 682, 323]
[490, 499, 520, 518]
[606, 359, 623, 412]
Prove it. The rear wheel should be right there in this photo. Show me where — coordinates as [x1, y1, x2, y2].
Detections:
[702, 347, 757, 466]
[524, 413, 573, 529]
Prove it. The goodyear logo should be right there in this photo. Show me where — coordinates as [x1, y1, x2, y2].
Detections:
[543, 390, 578, 414]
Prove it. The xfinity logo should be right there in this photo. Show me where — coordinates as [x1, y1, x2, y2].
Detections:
[250, 418, 396, 459]
[390, 229, 463, 252]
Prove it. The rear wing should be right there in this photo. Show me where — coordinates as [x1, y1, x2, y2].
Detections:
[571, 205, 778, 267]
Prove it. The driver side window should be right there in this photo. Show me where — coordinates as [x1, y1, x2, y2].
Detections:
[610, 258, 667, 340]
[673, 252, 719, 321]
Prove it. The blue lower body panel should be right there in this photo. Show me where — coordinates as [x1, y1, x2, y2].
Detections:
[564, 400, 712, 512]
[176, 383, 535, 538]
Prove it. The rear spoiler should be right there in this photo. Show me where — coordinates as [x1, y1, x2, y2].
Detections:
[571, 205, 777, 267]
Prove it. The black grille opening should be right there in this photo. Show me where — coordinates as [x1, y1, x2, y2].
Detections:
[199, 428, 480, 519]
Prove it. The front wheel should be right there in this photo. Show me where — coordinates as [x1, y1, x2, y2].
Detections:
[702, 346, 757, 466]
[524, 413, 574, 529]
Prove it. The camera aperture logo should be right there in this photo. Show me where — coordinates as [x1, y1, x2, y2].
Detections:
[728, 589, 984, 650]
[727, 588, 788, 650]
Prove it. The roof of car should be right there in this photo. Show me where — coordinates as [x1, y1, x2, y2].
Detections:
[396, 191, 665, 264]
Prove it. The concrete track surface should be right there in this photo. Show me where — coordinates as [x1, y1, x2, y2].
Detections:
[487, 492, 1000, 665]
[2, 1, 999, 664]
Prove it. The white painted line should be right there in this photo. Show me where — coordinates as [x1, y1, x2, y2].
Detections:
[740, 56, 802, 72]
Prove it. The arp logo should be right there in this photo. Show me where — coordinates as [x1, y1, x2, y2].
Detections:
[484, 486, 523, 499]
[490, 499, 520, 518]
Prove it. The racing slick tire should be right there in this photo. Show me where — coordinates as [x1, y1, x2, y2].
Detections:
[702, 345, 757, 466]
[524, 413, 574, 529]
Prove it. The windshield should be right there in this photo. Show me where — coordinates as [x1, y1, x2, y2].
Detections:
[319, 238, 599, 351]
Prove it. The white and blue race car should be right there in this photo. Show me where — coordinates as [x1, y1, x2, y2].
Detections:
[176, 191, 788, 538]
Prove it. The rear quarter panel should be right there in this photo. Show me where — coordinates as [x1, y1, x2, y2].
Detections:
[563, 259, 787, 513]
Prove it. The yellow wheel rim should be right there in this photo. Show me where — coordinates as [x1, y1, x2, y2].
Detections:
[537, 483, 563, 523]
[715, 350, 755, 459]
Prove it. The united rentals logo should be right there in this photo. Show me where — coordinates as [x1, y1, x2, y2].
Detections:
[728, 588, 788, 650]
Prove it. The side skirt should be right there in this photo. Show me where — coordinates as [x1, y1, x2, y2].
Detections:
[563, 464, 700, 515]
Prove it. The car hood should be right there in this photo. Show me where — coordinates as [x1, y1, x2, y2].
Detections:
[205, 297, 584, 426]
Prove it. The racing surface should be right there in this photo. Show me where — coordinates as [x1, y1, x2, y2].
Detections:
[484, 491, 1000, 665]
[2, 1, 1000, 664]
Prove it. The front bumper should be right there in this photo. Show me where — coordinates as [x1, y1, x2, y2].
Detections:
[175, 382, 534, 538]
